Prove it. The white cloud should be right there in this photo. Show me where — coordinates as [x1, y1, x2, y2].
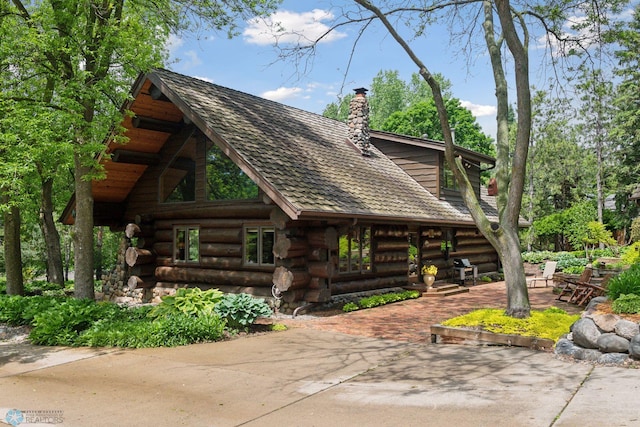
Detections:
[244, 9, 347, 46]
[165, 34, 184, 57]
[182, 50, 202, 69]
[460, 100, 496, 117]
[261, 86, 304, 102]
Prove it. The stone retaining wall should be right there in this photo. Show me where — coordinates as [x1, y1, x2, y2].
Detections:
[555, 296, 640, 366]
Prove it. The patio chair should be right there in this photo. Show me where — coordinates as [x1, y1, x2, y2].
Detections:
[526, 261, 557, 288]
[566, 273, 614, 306]
[557, 267, 593, 302]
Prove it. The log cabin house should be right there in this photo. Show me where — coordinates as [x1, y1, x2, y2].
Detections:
[62, 69, 499, 306]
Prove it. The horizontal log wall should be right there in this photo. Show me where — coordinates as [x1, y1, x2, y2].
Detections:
[146, 202, 275, 291]
[419, 227, 498, 280]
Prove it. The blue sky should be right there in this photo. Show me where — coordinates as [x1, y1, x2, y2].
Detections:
[165, 0, 637, 140]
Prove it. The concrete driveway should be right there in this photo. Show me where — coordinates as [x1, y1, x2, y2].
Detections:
[2, 326, 639, 427]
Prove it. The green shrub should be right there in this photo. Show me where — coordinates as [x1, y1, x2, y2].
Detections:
[0, 295, 33, 325]
[621, 242, 640, 265]
[611, 294, 640, 314]
[154, 313, 226, 346]
[213, 293, 272, 331]
[0, 295, 65, 325]
[77, 312, 226, 348]
[342, 290, 420, 312]
[563, 266, 585, 275]
[521, 251, 555, 264]
[148, 288, 224, 319]
[342, 302, 359, 312]
[442, 307, 579, 341]
[29, 299, 125, 346]
[607, 264, 640, 301]
[555, 254, 588, 272]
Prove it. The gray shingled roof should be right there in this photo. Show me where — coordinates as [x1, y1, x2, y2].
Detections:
[149, 69, 496, 224]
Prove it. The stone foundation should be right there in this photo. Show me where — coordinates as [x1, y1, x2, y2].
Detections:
[555, 296, 640, 366]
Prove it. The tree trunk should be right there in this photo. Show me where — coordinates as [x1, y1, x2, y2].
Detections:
[3, 195, 24, 296]
[354, 0, 532, 317]
[496, 226, 530, 317]
[39, 177, 64, 286]
[73, 152, 95, 299]
[95, 226, 103, 281]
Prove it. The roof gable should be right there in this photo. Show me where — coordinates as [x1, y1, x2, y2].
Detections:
[63, 69, 498, 226]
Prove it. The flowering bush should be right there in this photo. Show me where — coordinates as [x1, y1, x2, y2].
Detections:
[421, 264, 438, 276]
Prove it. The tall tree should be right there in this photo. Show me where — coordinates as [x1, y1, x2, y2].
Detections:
[382, 97, 495, 156]
[295, 0, 625, 317]
[610, 4, 640, 236]
[4, 0, 280, 298]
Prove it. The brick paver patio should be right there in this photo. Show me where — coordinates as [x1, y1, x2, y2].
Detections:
[282, 281, 583, 343]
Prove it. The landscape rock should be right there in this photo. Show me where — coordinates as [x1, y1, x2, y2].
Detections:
[554, 338, 579, 356]
[615, 319, 639, 340]
[572, 318, 601, 349]
[597, 333, 630, 353]
[629, 335, 640, 359]
[573, 348, 602, 362]
[590, 313, 619, 333]
[597, 353, 629, 365]
[585, 296, 607, 312]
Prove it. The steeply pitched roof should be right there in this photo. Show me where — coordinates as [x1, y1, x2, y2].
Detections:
[63, 69, 498, 226]
[148, 69, 496, 224]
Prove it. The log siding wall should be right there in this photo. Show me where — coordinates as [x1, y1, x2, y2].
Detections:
[118, 133, 498, 304]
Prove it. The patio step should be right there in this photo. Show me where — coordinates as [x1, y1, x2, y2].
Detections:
[422, 283, 470, 297]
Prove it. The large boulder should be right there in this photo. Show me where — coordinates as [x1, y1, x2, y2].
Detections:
[585, 296, 607, 312]
[572, 318, 602, 349]
[615, 319, 640, 340]
[597, 333, 630, 353]
[590, 313, 620, 333]
[629, 334, 640, 360]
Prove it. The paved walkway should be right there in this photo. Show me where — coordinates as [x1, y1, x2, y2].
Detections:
[282, 281, 582, 343]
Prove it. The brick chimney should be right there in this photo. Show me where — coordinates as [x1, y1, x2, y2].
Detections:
[348, 87, 371, 156]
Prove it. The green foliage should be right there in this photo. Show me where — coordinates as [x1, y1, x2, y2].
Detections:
[521, 250, 556, 264]
[631, 218, 640, 243]
[555, 253, 588, 272]
[77, 312, 225, 348]
[342, 290, 420, 312]
[342, 302, 359, 312]
[441, 308, 580, 341]
[270, 323, 288, 332]
[530, 201, 597, 252]
[563, 266, 585, 275]
[611, 294, 640, 315]
[213, 293, 272, 331]
[607, 264, 640, 301]
[0, 293, 227, 348]
[621, 242, 640, 265]
[148, 288, 224, 319]
[583, 221, 617, 257]
[29, 299, 125, 346]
